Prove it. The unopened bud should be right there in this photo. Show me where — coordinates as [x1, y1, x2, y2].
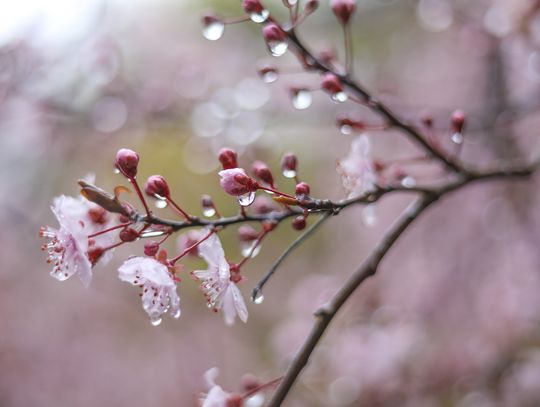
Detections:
[238, 225, 259, 242]
[330, 0, 357, 25]
[262, 23, 286, 44]
[218, 147, 238, 170]
[219, 168, 258, 196]
[295, 182, 310, 197]
[115, 148, 139, 178]
[242, 0, 264, 14]
[281, 152, 297, 177]
[144, 241, 160, 256]
[321, 73, 344, 95]
[451, 110, 466, 133]
[252, 161, 274, 186]
[144, 175, 170, 198]
[292, 216, 307, 230]
[306, 0, 319, 13]
[119, 227, 139, 242]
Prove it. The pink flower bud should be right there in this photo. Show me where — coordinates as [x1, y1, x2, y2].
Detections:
[238, 225, 259, 242]
[306, 0, 319, 14]
[144, 175, 170, 198]
[321, 73, 344, 95]
[218, 147, 238, 170]
[262, 23, 286, 44]
[330, 0, 356, 25]
[292, 216, 307, 230]
[115, 148, 139, 178]
[281, 152, 297, 175]
[252, 161, 274, 186]
[119, 227, 139, 242]
[242, 0, 264, 14]
[219, 168, 258, 196]
[295, 182, 310, 196]
[144, 241, 160, 256]
[451, 110, 466, 133]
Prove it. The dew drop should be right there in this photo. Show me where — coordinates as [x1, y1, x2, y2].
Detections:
[241, 241, 262, 258]
[150, 315, 162, 326]
[282, 168, 297, 178]
[292, 89, 312, 110]
[262, 70, 278, 83]
[362, 204, 377, 226]
[202, 21, 225, 41]
[202, 207, 216, 217]
[253, 289, 265, 304]
[332, 92, 348, 102]
[401, 176, 416, 188]
[250, 9, 270, 23]
[268, 40, 288, 57]
[286, 0, 298, 5]
[172, 309, 181, 319]
[114, 168, 120, 174]
[451, 132, 463, 144]
[140, 230, 166, 238]
[237, 191, 256, 206]
[340, 124, 353, 135]
[155, 199, 167, 209]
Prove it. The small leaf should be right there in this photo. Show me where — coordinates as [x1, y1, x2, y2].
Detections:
[78, 180, 130, 216]
[272, 195, 299, 205]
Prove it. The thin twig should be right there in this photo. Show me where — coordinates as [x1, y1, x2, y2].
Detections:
[252, 213, 332, 301]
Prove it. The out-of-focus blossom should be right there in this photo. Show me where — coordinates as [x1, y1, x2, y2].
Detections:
[337, 135, 377, 198]
[118, 257, 180, 325]
[193, 232, 248, 326]
[200, 367, 243, 407]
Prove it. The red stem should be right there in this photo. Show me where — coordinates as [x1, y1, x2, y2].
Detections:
[258, 186, 296, 200]
[129, 177, 152, 217]
[169, 229, 214, 265]
[237, 230, 268, 269]
[242, 377, 282, 399]
[88, 222, 131, 238]
[166, 197, 191, 222]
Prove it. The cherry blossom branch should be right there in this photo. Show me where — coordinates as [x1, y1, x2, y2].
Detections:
[266, 160, 539, 406]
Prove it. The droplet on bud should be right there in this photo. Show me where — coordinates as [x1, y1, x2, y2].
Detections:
[172, 309, 181, 319]
[237, 191, 256, 206]
[202, 207, 216, 217]
[150, 315, 162, 326]
[140, 230, 166, 238]
[262, 23, 288, 56]
[258, 65, 279, 83]
[332, 91, 348, 102]
[202, 14, 225, 41]
[281, 152, 298, 178]
[340, 124, 353, 135]
[451, 132, 463, 144]
[252, 289, 265, 304]
[250, 8, 270, 23]
[268, 41, 288, 56]
[291, 88, 312, 110]
[155, 199, 168, 209]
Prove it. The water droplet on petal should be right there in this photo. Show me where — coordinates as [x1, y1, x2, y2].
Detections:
[250, 9, 270, 23]
[202, 21, 225, 41]
[268, 40, 288, 57]
[332, 92, 348, 102]
[451, 132, 463, 144]
[203, 207, 216, 217]
[253, 290, 264, 304]
[237, 191, 256, 206]
[401, 176, 416, 188]
[140, 230, 166, 238]
[172, 309, 181, 319]
[292, 89, 312, 110]
[362, 204, 377, 226]
[155, 199, 167, 209]
[150, 315, 162, 326]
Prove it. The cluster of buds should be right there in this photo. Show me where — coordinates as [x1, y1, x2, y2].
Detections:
[41, 146, 317, 328]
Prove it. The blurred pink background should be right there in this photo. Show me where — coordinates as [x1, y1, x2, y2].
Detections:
[2, 0, 540, 406]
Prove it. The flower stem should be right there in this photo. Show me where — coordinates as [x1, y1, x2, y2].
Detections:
[88, 222, 131, 238]
[169, 229, 214, 265]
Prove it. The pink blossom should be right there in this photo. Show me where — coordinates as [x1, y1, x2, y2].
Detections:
[193, 232, 248, 326]
[200, 368, 242, 407]
[218, 168, 258, 196]
[40, 195, 93, 287]
[118, 257, 180, 324]
[337, 135, 377, 198]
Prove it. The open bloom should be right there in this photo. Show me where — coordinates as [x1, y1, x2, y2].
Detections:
[337, 135, 378, 198]
[218, 168, 258, 196]
[40, 195, 93, 287]
[193, 232, 248, 326]
[118, 257, 180, 324]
